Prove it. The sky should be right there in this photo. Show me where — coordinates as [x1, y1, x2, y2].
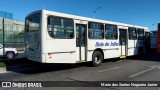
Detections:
[0, 0, 160, 30]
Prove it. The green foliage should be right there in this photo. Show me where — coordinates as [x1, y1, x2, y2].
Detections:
[0, 61, 6, 68]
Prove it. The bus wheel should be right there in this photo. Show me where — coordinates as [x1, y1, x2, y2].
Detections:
[92, 51, 103, 67]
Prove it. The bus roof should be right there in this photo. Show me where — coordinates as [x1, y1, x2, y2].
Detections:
[26, 10, 150, 31]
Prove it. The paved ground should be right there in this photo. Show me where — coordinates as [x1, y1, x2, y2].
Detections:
[0, 53, 160, 90]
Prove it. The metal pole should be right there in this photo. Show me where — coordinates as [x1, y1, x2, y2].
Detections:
[93, 7, 101, 19]
[13, 23, 15, 48]
[94, 11, 96, 18]
[2, 18, 5, 59]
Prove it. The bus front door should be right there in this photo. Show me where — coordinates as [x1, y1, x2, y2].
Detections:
[119, 29, 127, 58]
[76, 24, 87, 61]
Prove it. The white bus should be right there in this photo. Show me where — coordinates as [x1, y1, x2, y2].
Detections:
[24, 10, 150, 66]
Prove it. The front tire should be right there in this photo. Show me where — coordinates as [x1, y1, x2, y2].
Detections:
[92, 51, 103, 67]
[6, 52, 15, 59]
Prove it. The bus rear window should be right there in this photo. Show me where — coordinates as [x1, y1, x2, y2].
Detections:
[25, 13, 40, 32]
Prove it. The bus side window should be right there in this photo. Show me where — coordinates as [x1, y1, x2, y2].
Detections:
[128, 27, 137, 40]
[88, 22, 104, 39]
[137, 29, 144, 40]
[105, 24, 118, 40]
[47, 16, 74, 39]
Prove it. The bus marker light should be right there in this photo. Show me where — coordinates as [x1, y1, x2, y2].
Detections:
[120, 56, 126, 59]
[48, 54, 52, 58]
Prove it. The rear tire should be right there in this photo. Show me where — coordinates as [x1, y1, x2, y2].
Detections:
[92, 51, 103, 67]
[6, 52, 15, 59]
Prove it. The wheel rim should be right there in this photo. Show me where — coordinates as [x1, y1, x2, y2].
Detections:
[7, 53, 13, 59]
[95, 55, 101, 63]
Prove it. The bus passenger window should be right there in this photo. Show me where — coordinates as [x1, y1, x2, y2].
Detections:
[105, 24, 118, 39]
[47, 16, 74, 39]
[137, 29, 144, 40]
[128, 27, 137, 40]
[88, 22, 104, 39]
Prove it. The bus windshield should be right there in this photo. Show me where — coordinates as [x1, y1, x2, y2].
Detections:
[25, 13, 41, 32]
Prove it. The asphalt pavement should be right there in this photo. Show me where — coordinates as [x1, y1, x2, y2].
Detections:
[0, 53, 160, 90]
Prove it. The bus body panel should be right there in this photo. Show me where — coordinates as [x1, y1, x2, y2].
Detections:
[150, 31, 157, 49]
[24, 28, 42, 62]
[128, 40, 137, 56]
[41, 10, 47, 63]
[128, 40, 144, 56]
[87, 40, 120, 59]
[45, 39, 76, 63]
[151, 38, 156, 49]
